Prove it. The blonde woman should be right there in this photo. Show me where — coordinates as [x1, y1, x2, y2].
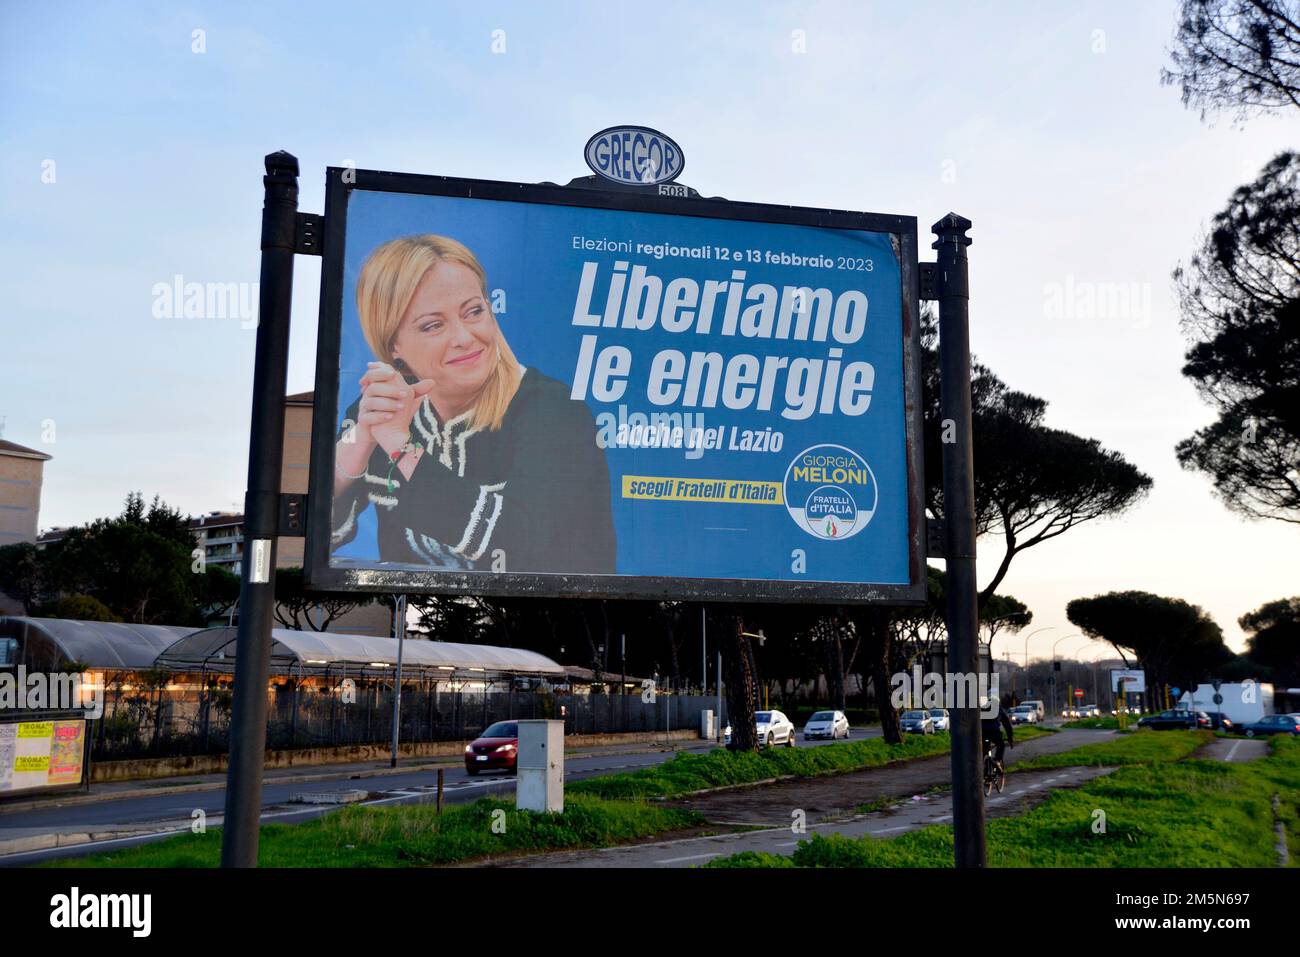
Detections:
[331, 234, 615, 573]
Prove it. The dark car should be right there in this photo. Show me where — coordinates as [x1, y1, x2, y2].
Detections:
[1200, 711, 1235, 732]
[464, 720, 518, 775]
[1137, 709, 1210, 730]
[1238, 714, 1300, 738]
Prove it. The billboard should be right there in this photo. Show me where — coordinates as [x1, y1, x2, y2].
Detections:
[0, 718, 86, 796]
[305, 169, 924, 602]
[1111, 669, 1146, 694]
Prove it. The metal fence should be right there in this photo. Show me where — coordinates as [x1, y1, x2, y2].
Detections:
[87, 682, 727, 762]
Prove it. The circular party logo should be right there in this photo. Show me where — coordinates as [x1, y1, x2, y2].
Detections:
[783, 445, 878, 540]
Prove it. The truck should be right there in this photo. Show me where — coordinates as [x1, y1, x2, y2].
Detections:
[1177, 682, 1274, 726]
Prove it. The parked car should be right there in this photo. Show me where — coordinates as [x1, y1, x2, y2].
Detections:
[1238, 714, 1300, 738]
[1137, 709, 1210, 731]
[1009, 705, 1038, 725]
[900, 710, 934, 734]
[803, 709, 850, 740]
[1200, 711, 1235, 731]
[928, 708, 950, 732]
[724, 710, 797, 747]
[464, 720, 518, 775]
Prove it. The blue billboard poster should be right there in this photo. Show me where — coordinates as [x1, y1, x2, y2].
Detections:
[308, 172, 923, 602]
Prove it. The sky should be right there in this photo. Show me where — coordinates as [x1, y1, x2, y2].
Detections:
[1, 1, 1296, 662]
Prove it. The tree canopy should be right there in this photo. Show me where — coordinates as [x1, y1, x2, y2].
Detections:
[1174, 151, 1300, 523]
[1066, 590, 1233, 695]
[272, 567, 375, 632]
[1163, 0, 1300, 121]
[0, 492, 234, 625]
[922, 311, 1155, 606]
[1238, 595, 1300, 685]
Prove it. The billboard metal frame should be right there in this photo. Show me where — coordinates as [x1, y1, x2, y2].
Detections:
[303, 167, 927, 605]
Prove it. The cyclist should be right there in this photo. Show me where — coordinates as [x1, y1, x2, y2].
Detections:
[981, 697, 1015, 768]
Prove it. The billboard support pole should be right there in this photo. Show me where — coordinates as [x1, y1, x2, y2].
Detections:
[390, 593, 407, 768]
[220, 151, 300, 868]
[933, 212, 985, 869]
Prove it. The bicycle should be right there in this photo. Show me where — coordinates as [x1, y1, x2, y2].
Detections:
[983, 740, 1005, 796]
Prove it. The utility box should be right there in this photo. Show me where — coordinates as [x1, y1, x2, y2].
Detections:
[700, 709, 715, 740]
[516, 719, 564, 814]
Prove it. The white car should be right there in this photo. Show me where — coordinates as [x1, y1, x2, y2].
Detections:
[928, 708, 950, 731]
[1021, 700, 1046, 721]
[1009, 705, 1038, 725]
[724, 710, 796, 747]
[804, 709, 850, 740]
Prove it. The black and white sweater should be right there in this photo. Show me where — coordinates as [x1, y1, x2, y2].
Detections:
[331, 369, 616, 574]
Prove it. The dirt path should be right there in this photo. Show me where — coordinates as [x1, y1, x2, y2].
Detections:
[667, 728, 1110, 827]
[495, 763, 1114, 869]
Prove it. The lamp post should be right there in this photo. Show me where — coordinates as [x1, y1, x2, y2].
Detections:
[701, 606, 707, 697]
[1063, 637, 1093, 713]
[1018, 627, 1055, 696]
[743, 630, 766, 711]
[1050, 633, 1082, 718]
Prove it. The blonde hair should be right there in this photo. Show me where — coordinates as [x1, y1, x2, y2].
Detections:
[356, 234, 522, 431]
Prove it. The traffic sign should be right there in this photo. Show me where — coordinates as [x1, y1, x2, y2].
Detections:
[1074, 689, 1084, 698]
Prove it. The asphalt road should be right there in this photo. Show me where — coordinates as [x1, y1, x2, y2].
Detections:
[0, 726, 883, 865]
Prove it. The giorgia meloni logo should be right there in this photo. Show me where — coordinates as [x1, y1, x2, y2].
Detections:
[782, 444, 879, 540]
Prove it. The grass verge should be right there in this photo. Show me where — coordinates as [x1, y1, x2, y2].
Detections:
[1061, 716, 1123, 730]
[573, 726, 1052, 802]
[1013, 728, 1209, 769]
[44, 794, 703, 868]
[709, 735, 1300, 868]
[569, 734, 954, 800]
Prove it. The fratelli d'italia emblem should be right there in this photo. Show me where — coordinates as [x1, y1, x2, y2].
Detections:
[782, 444, 878, 541]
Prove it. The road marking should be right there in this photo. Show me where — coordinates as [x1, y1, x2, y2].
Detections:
[1225, 741, 1242, 762]
[775, 841, 799, 847]
[657, 851, 722, 864]
[873, 825, 909, 833]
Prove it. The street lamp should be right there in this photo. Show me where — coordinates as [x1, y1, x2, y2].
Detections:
[1017, 627, 1055, 697]
[742, 630, 766, 710]
[1049, 633, 1082, 717]
[1023, 626, 1056, 668]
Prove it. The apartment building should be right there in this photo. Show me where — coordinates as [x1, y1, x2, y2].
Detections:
[0, 439, 53, 548]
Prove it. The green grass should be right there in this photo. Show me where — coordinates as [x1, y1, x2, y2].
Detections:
[1011, 725, 1053, 741]
[44, 794, 703, 868]
[1061, 716, 1123, 730]
[709, 736, 1300, 868]
[1013, 728, 1209, 769]
[570, 734, 955, 800]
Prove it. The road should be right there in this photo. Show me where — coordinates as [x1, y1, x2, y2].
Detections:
[0, 726, 882, 865]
